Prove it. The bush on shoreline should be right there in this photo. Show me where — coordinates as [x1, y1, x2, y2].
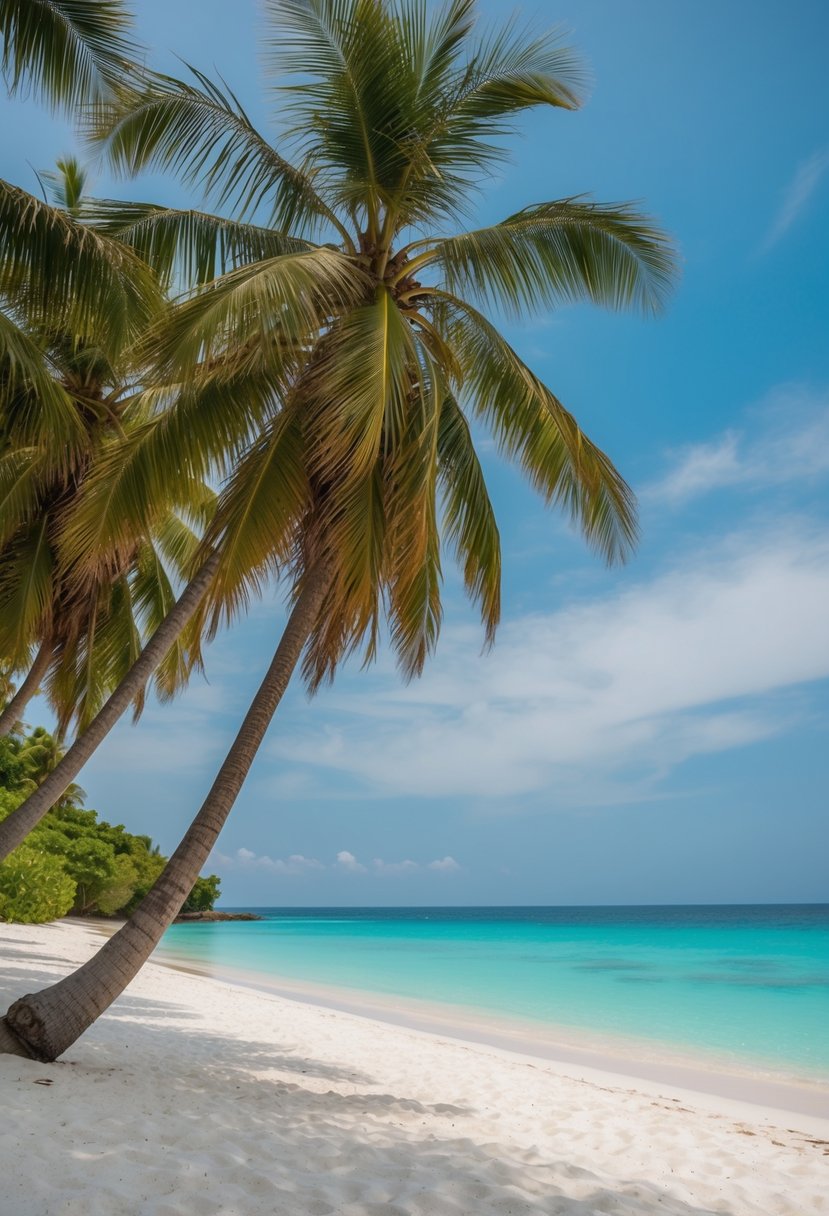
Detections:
[0, 726, 220, 923]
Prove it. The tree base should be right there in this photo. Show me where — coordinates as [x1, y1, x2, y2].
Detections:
[0, 1016, 38, 1059]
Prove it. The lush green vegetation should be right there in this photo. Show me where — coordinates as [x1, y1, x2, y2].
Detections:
[0, 723, 220, 923]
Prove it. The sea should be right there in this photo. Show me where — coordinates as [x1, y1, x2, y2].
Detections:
[157, 904, 829, 1084]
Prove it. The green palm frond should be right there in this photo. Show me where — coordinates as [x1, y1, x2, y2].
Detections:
[81, 198, 313, 289]
[143, 248, 365, 381]
[41, 155, 89, 215]
[422, 199, 677, 318]
[131, 531, 204, 705]
[435, 293, 638, 564]
[0, 0, 140, 112]
[203, 408, 310, 632]
[299, 291, 424, 684]
[47, 575, 143, 734]
[57, 369, 284, 582]
[391, 16, 585, 225]
[0, 180, 163, 351]
[0, 447, 46, 547]
[265, 0, 416, 225]
[93, 65, 347, 238]
[383, 362, 443, 680]
[0, 515, 54, 666]
[437, 392, 500, 643]
[443, 18, 584, 122]
[0, 312, 86, 455]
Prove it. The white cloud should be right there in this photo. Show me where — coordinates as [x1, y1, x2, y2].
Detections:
[428, 856, 461, 872]
[213, 847, 324, 875]
[761, 147, 829, 252]
[212, 847, 460, 879]
[645, 385, 829, 504]
[336, 849, 367, 873]
[372, 857, 418, 875]
[270, 525, 829, 804]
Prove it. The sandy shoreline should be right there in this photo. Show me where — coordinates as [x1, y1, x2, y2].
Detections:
[2, 920, 828, 1216]
[148, 934, 829, 1122]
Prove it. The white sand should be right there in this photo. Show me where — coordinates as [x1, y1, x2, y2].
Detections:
[1, 921, 827, 1216]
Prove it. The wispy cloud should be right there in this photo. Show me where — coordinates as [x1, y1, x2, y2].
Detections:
[645, 385, 829, 504]
[760, 147, 829, 252]
[213, 846, 461, 878]
[268, 525, 829, 805]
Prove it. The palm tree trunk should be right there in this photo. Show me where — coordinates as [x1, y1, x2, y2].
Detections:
[0, 552, 220, 864]
[1, 560, 332, 1062]
[0, 641, 52, 739]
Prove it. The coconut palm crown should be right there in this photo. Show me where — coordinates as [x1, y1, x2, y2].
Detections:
[72, 0, 676, 691]
[0, 163, 211, 739]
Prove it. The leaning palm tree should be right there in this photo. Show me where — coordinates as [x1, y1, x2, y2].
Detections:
[0, 0, 676, 1061]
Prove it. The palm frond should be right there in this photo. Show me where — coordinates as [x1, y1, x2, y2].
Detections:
[48, 576, 143, 734]
[389, 16, 586, 226]
[202, 408, 310, 633]
[434, 293, 638, 564]
[58, 369, 285, 581]
[437, 392, 500, 643]
[0, 515, 54, 666]
[0, 179, 163, 351]
[81, 198, 313, 289]
[383, 353, 443, 680]
[143, 247, 365, 381]
[93, 65, 346, 238]
[0, 311, 86, 455]
[427, 198, 677, 318]
[0, 0, 140, 111]
[264, 0, 418, 227]
[131, 532, 204, 705]
[300, 290, 422, 684]
[0, 447, 46, 547]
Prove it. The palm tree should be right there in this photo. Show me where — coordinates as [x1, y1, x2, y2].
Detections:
[0, 2, 232, 849]
[0, 0, 676, 1061]
[0, 163, 214, 743]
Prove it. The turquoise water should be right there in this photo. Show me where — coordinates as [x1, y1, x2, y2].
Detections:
[158, 905, 829, 1080]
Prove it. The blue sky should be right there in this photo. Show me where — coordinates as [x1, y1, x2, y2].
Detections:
[4, 1, 828, 905]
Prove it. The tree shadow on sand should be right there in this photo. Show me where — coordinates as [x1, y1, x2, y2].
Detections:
[1, 941, 746, 1216]
[3, 997, 740, 1216]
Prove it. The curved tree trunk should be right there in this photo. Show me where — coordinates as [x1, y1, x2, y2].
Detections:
[0, 552, 220, 863]
[0, 641, 52, 739]
[1, 560, 331, 1061]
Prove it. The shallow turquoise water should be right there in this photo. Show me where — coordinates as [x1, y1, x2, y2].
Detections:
[158, 905, 829, 1080]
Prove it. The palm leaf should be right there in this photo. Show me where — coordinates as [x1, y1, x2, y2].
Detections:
[0, 179, 163, 351]
[0, 311, 86, 455]
[383, 356, 443, 680]
[202, 408, 310, 633]
[81, 197, 313, 289]
[0, 515, 54, 666]
[0, 447, 46, 547]
[437, 392, 500, 643]
[93, 65, 346, 237]
[0, 0, 140, 111]
[143, 247, 365, 381]
[423, 198, 677, 318]
[434, 293, 638, 564]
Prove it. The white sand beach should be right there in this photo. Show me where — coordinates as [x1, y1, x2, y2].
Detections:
[1, 920, 827, 1216]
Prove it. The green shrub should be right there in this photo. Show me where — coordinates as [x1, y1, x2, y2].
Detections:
[0, 845, 76, 924]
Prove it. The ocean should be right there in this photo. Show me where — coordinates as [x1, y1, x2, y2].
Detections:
[157, 904, 829, 1083]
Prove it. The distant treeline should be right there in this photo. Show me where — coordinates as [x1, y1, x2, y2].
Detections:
[0, 724, 220, 924]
